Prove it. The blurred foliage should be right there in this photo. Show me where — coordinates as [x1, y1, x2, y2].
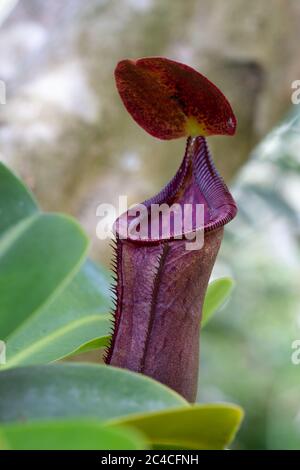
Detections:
[199, 108, 300, 449]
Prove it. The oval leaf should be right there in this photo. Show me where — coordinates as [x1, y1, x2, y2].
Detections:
[202, 277, 235, 328]
[0, 163, 111, 368]
[0, 419, 147, 450]
[69, 335, 110, 357]
[0, 162, 38, 233]
[4, 261, 112, 368]
[111, 403, 243, 450]
[0, 213, 88, 339]
[0, 364, 187, 423]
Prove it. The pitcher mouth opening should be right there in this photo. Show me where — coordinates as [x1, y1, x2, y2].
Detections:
[114, 136, 237, 245]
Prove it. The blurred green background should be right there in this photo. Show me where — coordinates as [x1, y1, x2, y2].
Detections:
[0, 0, 300, 449]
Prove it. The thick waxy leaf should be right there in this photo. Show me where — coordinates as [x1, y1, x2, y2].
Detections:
[4, 261, 111, 368]
[0, 419, 147, 450]
[69, 334, 110, 357]
[111, 404, 243, 450]
[0, 364, 187, 423]
[0, 162, 111, 368]
[202, 277, 235, 328]
[0, 214, 88, 339]
[115, 57, 236, 140]
[0, 162, 38, 233]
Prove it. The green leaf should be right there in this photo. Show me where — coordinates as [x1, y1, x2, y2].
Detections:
[69, 335, 110, 357]
[111, 404, 244, 450]
[4, 261, 112, 368]
[0, 364, 187, 423]
[0, 162, 38, 234]
[0, 419, 147, 450]
[0, 214, 88, 339]
[0, 162, 111, 368]
[202, 277, 235, 328]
